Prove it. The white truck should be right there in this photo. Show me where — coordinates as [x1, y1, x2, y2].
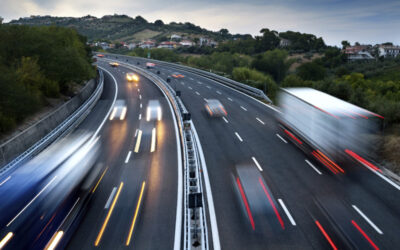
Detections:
[277, 88, 383, 173]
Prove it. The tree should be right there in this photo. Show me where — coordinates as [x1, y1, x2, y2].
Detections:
[135, 15, 148, 24]
[219, 28, 229, 36]
[341, 40, 350, 49]
[251, 49, 292, 82]
[256, 28, 280, 52]
[0, 17, 3, 24]
[154, 19, 164, 26]
[297, 62, 326, 81]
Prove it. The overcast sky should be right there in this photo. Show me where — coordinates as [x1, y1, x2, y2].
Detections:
[1, 0, 399, 46]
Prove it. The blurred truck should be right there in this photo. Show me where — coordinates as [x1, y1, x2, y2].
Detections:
[277, 88, 384, 173]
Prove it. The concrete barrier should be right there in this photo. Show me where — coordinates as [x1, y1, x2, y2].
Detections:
[0, 79, 96, 167]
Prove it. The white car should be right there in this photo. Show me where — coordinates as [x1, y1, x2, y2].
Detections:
[205, 99, 227, 117]
[109, 100, 127, 120]
[146, 100, 162, 121]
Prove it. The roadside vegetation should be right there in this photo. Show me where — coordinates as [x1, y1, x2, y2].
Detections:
[115, 30, 400, 173]
[0, 24, 95, 134]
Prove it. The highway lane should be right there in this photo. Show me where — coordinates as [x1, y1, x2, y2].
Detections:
[120, 55, 400, 249]
[66, 61, 179, 249]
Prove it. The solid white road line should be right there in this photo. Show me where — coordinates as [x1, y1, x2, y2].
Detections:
[227, 97, 233, 101]
[139, 114, 142, 120]
[134, 130, 143, 153]
[94, 66, 118, 139]
[222, 117, 229, 123]
[120, 60, 183, 250]
[352, 205, 383, 234]
[278, 199, 296, 226]
[125, 151, 132, 163]
[7, 176, 57, 226]
[0, 176, 11, 186]
[305, 159, 322, 175]
[256, 117, 265, 125]
[216, 91, 222, 95]
[252, 157, 263, 171]
[190, 121, 221, 250]
[235, 132, 243, 142]
[358, 160, 400, 191]
[276, 134, 288, 143]
[104, 187, 117, 209]
[240, 106, 247, 111]
[196, 92, 200, 96]
[150, 128, 156, 152]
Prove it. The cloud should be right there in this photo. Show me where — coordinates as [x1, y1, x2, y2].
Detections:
[1, 0, 399, 45]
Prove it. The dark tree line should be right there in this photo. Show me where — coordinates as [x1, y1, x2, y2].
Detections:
[0, 24, 95, 133]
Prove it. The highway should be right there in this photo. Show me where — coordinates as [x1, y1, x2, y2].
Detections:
[67, 62, 179, 249]
[114, 55, 400, 249]
[1, 53, 399, 250]
[0, 61, 180, 249]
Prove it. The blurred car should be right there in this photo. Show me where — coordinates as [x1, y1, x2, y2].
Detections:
[109, 62, 119, 67]
[146, 100, 162, 121]
[109, 100, 127, 120]
[97, 54, 104, 57]
[146, 62, 156, 69]
[171, 72, 184, 78]
[205, 99, 227, 117]
[126, 72, 139, 82]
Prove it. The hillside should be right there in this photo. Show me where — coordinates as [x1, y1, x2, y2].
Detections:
[9, 14, 236, 43]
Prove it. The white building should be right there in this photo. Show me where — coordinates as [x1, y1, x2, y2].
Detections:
[170, 34, 182, 40]
[180, 40, 194, 47]
[157, 41, 176, 49]
[348, 51, 374, 61]
[139, 40, 156, 49]
[379, 45, 400, 58]
[279, 38, 291, 47]
[127, 43, 136, 50]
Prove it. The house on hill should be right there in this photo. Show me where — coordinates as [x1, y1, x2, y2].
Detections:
[157, 41, 177, 49]
[180, 40, 194, 47]
[344, 45, 374, 61]
[379, 45, 400, 58]
[139, 40, 156, 49]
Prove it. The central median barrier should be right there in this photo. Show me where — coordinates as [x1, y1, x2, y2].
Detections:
[101, 58, 216, 250]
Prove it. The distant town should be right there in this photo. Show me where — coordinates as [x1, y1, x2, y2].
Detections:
[90, 33, 218, 50]
[90, 34, 400, 62]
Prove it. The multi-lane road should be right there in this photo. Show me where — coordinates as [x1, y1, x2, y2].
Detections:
[1, 55, 399, 249]
[67, 62, 180, 249]
[105, 55, 400, 249]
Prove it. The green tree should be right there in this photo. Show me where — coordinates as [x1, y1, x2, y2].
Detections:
[251, 49, 292, 82]
[341, 40, 350, 49]
[297, 62, 326, 81]
[154, 19, 164, 26]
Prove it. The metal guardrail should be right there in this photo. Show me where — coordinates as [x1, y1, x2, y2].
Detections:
[111, 60, 209, 250]
[103, 53, 272, 103]
[0, 71, 104, 176]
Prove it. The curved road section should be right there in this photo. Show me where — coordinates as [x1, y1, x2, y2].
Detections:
[66, 62, 179, 249]
[113, 55, 399, 250]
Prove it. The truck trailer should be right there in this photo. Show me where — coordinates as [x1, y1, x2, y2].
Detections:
[277, 88, 384, 174]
